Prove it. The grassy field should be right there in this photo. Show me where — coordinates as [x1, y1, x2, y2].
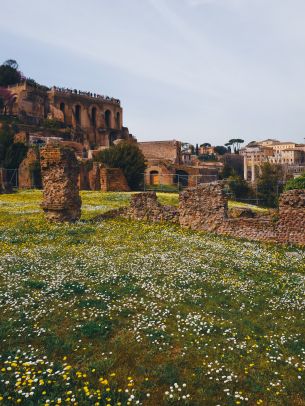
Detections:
[0, 190, 304, 406]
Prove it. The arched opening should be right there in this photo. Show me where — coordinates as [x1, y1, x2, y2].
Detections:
[116, 112, 120, 129]
[105, 110, 111, 128]
[91, 107, 97, 127]
[174, 170, 189, 188]
[75, 105, 81, 125]
[110, 132, 117, 145]
[150, 170, 159, 185]
[59, 102, 65, 122]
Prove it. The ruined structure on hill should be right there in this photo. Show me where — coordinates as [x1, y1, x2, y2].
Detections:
[7, 81, 134, 149]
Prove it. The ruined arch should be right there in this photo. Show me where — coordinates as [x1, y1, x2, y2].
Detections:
[116, 112, 120, 129]
[91, 106, 97, 127]
[60, 102, 65, 113]
[75, 104, 81, 125]
[105, 109, 112, 128]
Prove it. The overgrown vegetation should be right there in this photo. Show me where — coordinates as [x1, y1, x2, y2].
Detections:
[0, 59, 21, 87]
[284, 172, 305, 191]
[0, 190, 304, 405]
[94, 141, 146, 190]
[0, 123, 27, 169]
[256, 162, 283, 207]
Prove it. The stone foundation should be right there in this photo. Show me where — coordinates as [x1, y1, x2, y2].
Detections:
[123, 183, 305, 246]
[40, 145, 81, 222]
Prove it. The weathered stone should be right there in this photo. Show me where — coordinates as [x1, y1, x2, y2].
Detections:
[40, 145, 81, 222]
[125, 192, 179, 223]
[18, 148, 40, 189]
[229, 207, 256, 218]
[121, 182, 305, 247]
[100, 168, 130, 192]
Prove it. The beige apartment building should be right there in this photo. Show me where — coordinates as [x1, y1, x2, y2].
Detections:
[240, 139, 305, 182]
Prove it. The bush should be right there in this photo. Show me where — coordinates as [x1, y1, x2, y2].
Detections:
[94, 141, 146, 190]
[227, 175, 250, 199]
[284, 173, 305, 191]
[256, 163, 283, 207]
[0, 123, 14, 164]
[0, 60, 21, 87]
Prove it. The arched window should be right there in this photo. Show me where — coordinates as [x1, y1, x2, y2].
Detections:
[116, 112, 120, 129]
[150, 171, 159, 185]
[59, 103, 65, 122]
[75, 105, 81, 125]
[105, 110, 111, 128]
[91, 107, 97, 127]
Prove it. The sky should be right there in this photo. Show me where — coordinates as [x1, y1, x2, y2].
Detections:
[1, 0, 305, 146]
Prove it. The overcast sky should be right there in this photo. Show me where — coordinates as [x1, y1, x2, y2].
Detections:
[1, 0, 305, 146]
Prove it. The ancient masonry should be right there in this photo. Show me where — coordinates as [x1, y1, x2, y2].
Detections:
[125, 183, 305, 246]
[40, 145, 81, 222]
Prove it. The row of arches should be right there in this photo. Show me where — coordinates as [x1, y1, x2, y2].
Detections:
[59, 102, 121, 129]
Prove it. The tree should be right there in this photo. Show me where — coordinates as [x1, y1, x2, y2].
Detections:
[0, 124, 14, 163]
[214, 146, 227, 155]
[94, 141, 146, 190]
[226, 139, 244, 153]
[227, 175, 250, 200]
[200, 142, 211, 148]
[0, 87, 16, 114]
[0, 60, 21, 87]
[284, 173, 305, 191]
[256, 163, 283, 207]
[3, 143, 28, 169]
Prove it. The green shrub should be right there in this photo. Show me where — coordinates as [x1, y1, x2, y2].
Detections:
[284, 173, 305, 191]
[94, 141, 146, 190]
[227, 175, 250, 199]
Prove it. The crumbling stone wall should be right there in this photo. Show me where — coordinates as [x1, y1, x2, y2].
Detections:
[276, 189, 305, 245]
[18, 148, 40, 189]
[179, 183, 304, 246]
[100, 168, 130, 192]
[40, 145, 81, 222]
[88, 162, 102, 191]
[179, 183, 228, 231]
[124, 183, 304, 246]
[125, 192, 179, 223]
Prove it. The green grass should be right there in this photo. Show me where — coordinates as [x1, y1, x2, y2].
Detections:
[0, 190, 304, 405]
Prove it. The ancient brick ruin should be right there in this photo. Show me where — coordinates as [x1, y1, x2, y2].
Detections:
[125, 182, 305, 246]
[100, 168, 130, 192]
[40, 145, 81, 222]
[125, 192, 178, 223]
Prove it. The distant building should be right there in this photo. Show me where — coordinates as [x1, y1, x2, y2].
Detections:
[240, 139, 305, 181]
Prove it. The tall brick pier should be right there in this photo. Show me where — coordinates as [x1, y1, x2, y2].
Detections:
[40, 145, 81, 222]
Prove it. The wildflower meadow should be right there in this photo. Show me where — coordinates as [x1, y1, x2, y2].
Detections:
[0, 190, 304, 405]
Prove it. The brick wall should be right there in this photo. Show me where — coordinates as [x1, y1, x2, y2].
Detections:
[100, 168, 130, 192]
[138, 141, 181, 164]
[123, 183, 305, 246]
[40, 145, 81, 222]
[125, 192, 179, 223]
[178, 183, 304, 246]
